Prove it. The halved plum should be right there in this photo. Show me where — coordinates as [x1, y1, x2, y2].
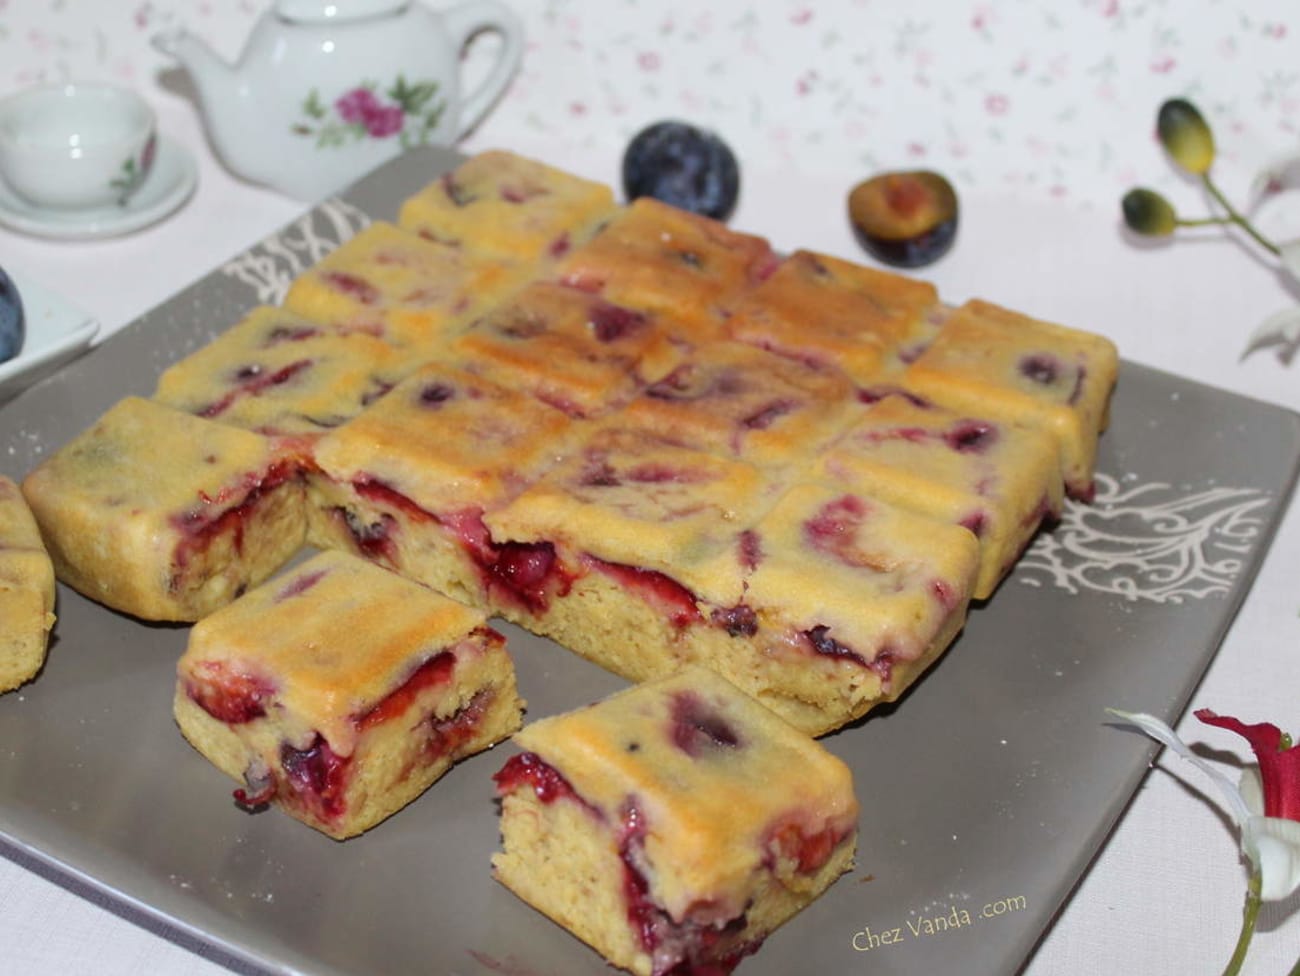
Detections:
[847, 170, 958, 268]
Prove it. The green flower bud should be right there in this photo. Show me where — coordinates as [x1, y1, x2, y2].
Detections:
[1121, 188, 1178, 237]
[1157, 98, 1216, 175]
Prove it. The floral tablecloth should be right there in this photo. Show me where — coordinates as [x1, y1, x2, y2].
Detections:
[2, 1, 1300, 974]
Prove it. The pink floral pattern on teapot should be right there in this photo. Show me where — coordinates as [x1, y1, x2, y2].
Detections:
[293, 76, 448, 150]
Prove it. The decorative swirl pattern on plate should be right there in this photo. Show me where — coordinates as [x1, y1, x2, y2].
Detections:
[219, 198, 371, 305]
[1017, 472, 1271, 603]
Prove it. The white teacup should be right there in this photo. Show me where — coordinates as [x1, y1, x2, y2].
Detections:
[0, 83, 158, 211]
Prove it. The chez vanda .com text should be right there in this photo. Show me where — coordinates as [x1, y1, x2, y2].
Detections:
[851, 894, 1030, 952]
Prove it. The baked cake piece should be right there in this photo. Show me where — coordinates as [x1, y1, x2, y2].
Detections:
[619, 340, 856, 470]
[307, 362, 580, 610]
[726, 249, 944, 382]
[556, 197, 776, 345]
[699, 481, 979, 733]
[175, 549, 522, 839]
[813, 387, 1063, 599]
[0, 475, 56, 692]
[398, 149, 617, 264]
[481, 424, 783, 642]
[492, 667, 858, 976]
[484, 426, 976, 734]
[281, 221, 532, 350]
[902, 298, 1119, 499]
[447, 280, 682, 418]
[21, 397, 305, 622]
[153, 305, 410, 435]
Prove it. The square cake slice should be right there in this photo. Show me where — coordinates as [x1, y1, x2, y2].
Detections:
[480, 424, 783, 679]
[21, 397, 305, 622]
[447, 280, 683, 418]
[398, 149, 617, 263]
[492, 667, 858, 976]
[0, 475, 56, 692]
[153, 305, 410, 435]
[281, 221, 532, 349]
[726, 249, 944, 382]
[716, 480, 980, 733]
[307, 362, 580, 610]
[813, 387, 1064, 599]
[484, 424, 782, 598]
[175, 549, 523, 839]
[902, 298, 1119, 499]
[556, 197, 776, 344]
[619, 340, 856, 469]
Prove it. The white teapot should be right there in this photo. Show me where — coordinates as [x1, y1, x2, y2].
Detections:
[155, 0, 523, 201]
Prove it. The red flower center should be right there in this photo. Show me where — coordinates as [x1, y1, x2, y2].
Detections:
[1196, 708, 1300, 822]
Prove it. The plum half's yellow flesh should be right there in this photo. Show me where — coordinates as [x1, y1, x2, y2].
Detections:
[848, 170, 959, 268]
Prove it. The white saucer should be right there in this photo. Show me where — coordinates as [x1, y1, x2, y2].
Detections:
[0, 265, 98, 404]
[0, 133, 197, 241]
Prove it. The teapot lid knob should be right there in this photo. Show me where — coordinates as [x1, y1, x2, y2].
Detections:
[274, 0, 409, 24]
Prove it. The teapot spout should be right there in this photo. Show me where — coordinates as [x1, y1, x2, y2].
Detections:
[152, 28, 233, 95]
[152, 28, 266, 184]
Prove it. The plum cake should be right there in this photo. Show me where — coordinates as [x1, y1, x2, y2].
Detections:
[717, 480, 980, 732]
[447, 280, 683, 419]
[813, 386, 1064, 599]
[21, 397, 306, 622]
[0, 475, 56, 692]
[18, 147, 1120, 752]
[175, 549, 523, 839]
[481, 422, 783, 637]
[153, 305, 410, 436]
[307, 361, 582, 609]
[397, 148, 617, 264]
[617, 339, 857, 470]
[492, 667, 858, 976]
[483, 425, 978, 734]
[556, 197, 777, 345]
[902, 297, 1120, 500]
[725, 249, 945, 381]
[281, 221, 532, 350]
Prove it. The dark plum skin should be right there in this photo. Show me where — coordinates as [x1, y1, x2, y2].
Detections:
[847, 170, 959, 268]
[0, 267, 24, 364]
[622, 120, 741, 221]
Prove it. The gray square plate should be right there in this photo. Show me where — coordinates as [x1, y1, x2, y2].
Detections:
[2, 146, 1298, 976]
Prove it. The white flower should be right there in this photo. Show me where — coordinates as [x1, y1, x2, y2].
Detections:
[1109, 708, 1300, 900]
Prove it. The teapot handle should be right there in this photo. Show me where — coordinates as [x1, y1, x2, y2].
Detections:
[440, 0, 525, 139]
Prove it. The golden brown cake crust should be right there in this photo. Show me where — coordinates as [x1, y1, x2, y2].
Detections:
[493, 668, 858, 976]
[175, 550, 523, 838]
[153, 305, 411, 435]
[903, 297, 1119, 498]
[0, 474, 56, 691]
[727, 249, 942, 380]
[397, 148, 617, 263]
[22, 397, 306, 621]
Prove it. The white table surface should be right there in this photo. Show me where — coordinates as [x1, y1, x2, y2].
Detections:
[2, 1, 1300, 973]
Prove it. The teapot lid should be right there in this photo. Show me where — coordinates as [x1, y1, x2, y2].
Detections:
[274, 0, 409, 24]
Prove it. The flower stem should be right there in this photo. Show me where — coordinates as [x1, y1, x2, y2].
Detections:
[1221, 869, 1262, 976]
[1175, 216, 1235, 229]
[1201, 173, 1281, 256]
